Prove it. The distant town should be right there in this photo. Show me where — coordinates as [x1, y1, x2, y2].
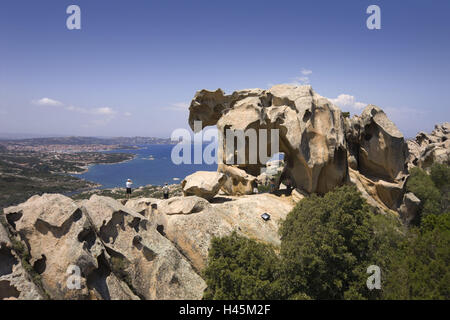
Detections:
[0, 136, 174, 208]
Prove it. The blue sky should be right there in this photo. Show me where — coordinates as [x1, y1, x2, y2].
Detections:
[0, 0, 449, 138]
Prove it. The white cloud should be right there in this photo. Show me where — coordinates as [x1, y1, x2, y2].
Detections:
[328, 94, 367, 110]
[124, 112, 132, 117]
[268, 68, 313, 88]
[168, 102, 189, 111]
[66, 105, 118, 116]
[32, 97, 63, 107]
[291, 76, 310, 85]
[289, 68, 313, 85]
[92, 107, 116, 115]
[32, 98, 131, 120]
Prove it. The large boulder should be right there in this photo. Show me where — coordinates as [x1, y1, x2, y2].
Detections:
[81, 195, 206, 300]
[182, 171, 226, 200]
[3, 194, 137, 300]
[156, 193, 294, 271]
[3, 194, 206, 300]
[0, 223, 44, 300]
[346, 105, 408, 181]
[189, 85, 349, 195]
[407, 123, 450, 170]
[218, 164, 256, 196]
[158, 196, 211, 215]
[399, 192, 421, 225]
[124, 197, 161, 217]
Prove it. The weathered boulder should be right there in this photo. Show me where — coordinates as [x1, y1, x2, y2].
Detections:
[218, 164, 256, 196]
[158, 196, 211, 215]
[291, 188, 307, 203]
[124, 197, 161, 217]
[3, 194, 135, 300]
[346, 105, 408, 181]
[407, 123, 450, 169]
[81, 195, 206, 300]
[182, 171, 226, 201]
[0, 223, 44, 300]
[157, 193, 294, 271]
[189, 84, 349, 195]
[3, 194, 206, 300]
[348, 169, 398, 215]
[399, 192, 421, 225]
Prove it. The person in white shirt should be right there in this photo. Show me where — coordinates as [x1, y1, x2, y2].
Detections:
[163, 183, 169, 199]
[126, 179, 133, 199]
[252, 181, 259, 194]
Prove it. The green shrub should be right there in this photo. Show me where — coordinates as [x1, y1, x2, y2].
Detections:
[406, 167, 441, 220]
[382, 212, 450, 299]
[430, 163, 450, 191]
[203, 232, 283, 300]
[279, 185, 376, 299]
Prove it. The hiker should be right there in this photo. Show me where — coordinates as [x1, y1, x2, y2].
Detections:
[252, 181, 259, 194]
[285, 177, 292, 195]
[270, 178, 276, 193]
[126, 179, 133, 199]
[163, 183, 169, 199]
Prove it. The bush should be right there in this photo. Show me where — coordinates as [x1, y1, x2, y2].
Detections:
[203, 232, 283, 300]
[382, 213, 450, 299]
[279, 185, 376, 299]
[430, 163, 450, 213]
[202, 182, 449, 300]
[406, 167, 441, 220]
[430, 163, 450, 191]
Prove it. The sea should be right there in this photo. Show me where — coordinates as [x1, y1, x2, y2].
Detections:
[74, 144, 217, 189]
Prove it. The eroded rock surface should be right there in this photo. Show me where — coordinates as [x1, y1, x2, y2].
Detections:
[158, 196, 211, 215]
[407, 122, 450, 170]
[0, 223, 43, 300]
[189, 85, 348, 195]
[182, 171, 226, 200]
[156, 193, 294, 271]
[2, 194, 206, 300]
[188, 85, 411, 213]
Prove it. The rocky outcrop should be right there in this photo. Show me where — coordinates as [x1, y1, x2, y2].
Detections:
[156, 193, 294, 271]
[346, 105, 408, 181]
[218, 164, 256, 195]
[0, 223, 44, 300]
[2, 194, 206, 300]
[188, 85, 411, 214]
[124, 197, 161, 217]
[189, 85, 348, 195]
[82, 195, 205, 300]
[399, 192, 421, 225]
[407, 123, 450, 170]
[158, 196, 211, 215]
[343, 105, 411, 214]
[182, 171, 226, 200]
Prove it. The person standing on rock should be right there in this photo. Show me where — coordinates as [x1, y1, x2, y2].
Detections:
[126, 179, 133, 199]
[253, 181, 259, 194]
[163, 183, 169, 199]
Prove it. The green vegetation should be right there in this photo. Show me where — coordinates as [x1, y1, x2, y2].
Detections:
[382, 213, 450, 299]
[203, 232, 282, 300]
[406, 163, 450, 223]
[0, 149, 134, 209]
[342, 111, 350, 118]
[0, 156, 96, 209]
[204, 165, 450, 300]
[279, 186, 378, 300]
[9, 236, 50, 299]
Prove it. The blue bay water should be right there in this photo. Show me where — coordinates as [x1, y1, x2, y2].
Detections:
[74, 144, 217, 189]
